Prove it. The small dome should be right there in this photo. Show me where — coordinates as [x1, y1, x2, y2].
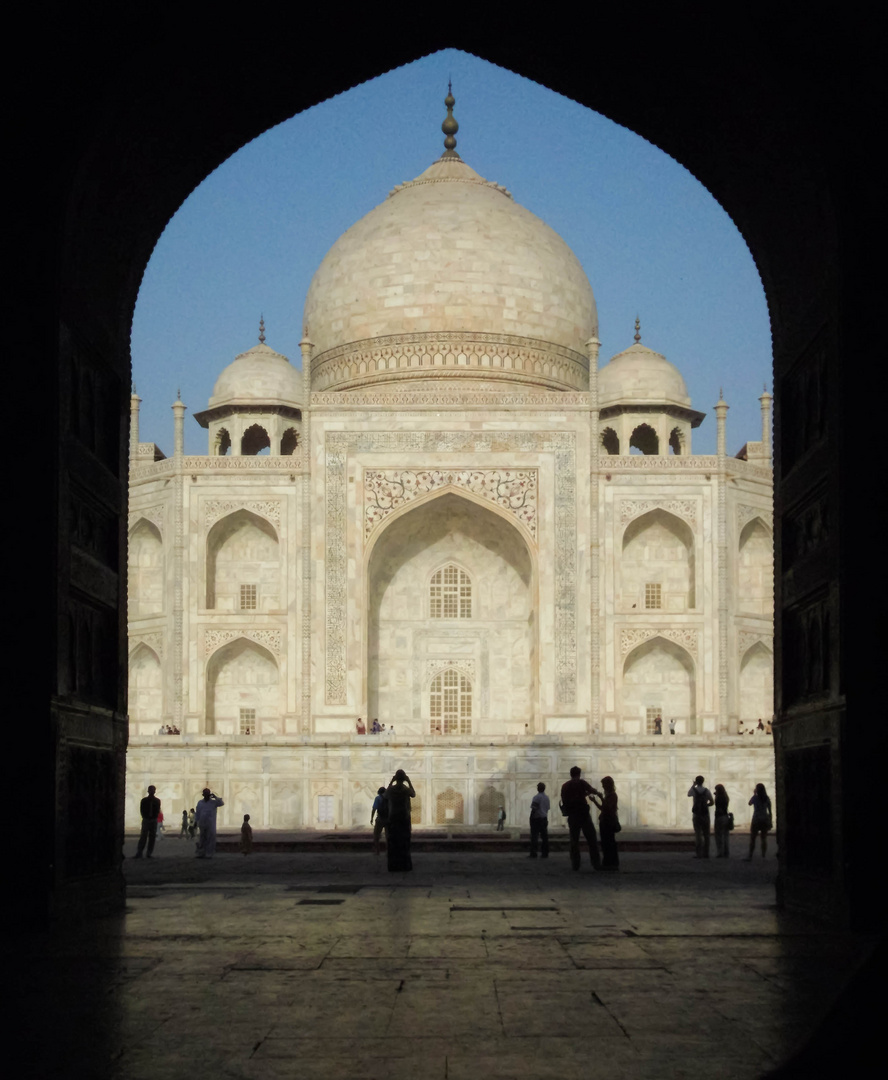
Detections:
[598, 342, 691, 408]
[208, 342, 303, 408]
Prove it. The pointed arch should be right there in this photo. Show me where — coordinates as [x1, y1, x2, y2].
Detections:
[739, 517, 773, 615]
[127, 641, 162, 733]
[622, 634, 696, 733]
[205, 636, 279, 736]
[622, 508, 695, 610]
[128, 518, 164, 617]
[366, 490, 535, 737]
[740, 640, 774, 725]
[206, 509, 279, 610]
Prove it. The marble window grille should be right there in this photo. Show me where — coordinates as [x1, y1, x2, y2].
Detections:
[317, 795, 334, 824]
[430, 565, 472, 619]
[645, 583, 662, 610]
[646, 707, 662, 734]
[239, 707, 256, 735]
[239, 584, 257, 610]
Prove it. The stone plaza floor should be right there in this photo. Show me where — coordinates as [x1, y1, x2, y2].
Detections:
[12, 834, 878, 1080]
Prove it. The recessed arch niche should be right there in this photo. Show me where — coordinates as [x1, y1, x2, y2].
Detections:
[621, 635, 696, 734]
[206, 509, 279, 610]
[205, 637, 279, 736]
[622, 509, 695, 610]
[738, 517, 773, 615]
[366, 491, 535, 736]
[127, 643, 162, 734]
[128, 519, 163, 617]
[739, 641, 773, 726]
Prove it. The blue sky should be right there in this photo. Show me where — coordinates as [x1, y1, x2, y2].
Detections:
[131, 49, 771, 456]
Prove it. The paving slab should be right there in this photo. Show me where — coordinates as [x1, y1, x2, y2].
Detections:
[9, 847, 877, 1080]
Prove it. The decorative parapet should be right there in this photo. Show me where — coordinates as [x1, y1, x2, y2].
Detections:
[604, 455, 719, 472]
[365, 468, 537, 540]
[729, 458, 772, 481]
[310, 331, 590, 394]
[130, 454, 305, 480]
[620, 627, 698, 658]
[204, 628, 282, 658]
[203, 498, 282, 531]
[619, 498, 697, 526]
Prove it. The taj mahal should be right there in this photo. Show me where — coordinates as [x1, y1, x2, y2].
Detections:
[125, 93, 775, 831]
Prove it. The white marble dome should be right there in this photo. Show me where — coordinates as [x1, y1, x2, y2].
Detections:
[303, 154, 598, 392]
[598, 341, 691, 408]
[208, 342, 304, 408]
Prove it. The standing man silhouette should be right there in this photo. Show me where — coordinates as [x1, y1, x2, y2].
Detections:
[194, 788, 225, 858]
[134, 785, 161, 859]
[560, 766, 602, 871]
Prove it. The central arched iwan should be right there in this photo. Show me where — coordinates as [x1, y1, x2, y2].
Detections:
[365, 491, 536, 737]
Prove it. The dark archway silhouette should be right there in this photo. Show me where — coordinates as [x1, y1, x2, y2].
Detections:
[17, 13, 879, 953]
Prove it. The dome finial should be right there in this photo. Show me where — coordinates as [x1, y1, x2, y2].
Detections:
[634, 316, 641, 344]
[441, 82, 459, 158]
[259, 314, 266, 345]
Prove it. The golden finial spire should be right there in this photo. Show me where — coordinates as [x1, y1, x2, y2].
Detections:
[441, 81, 459, 158]
[259, 315, 266, 345]
[634, 316, 641, 344]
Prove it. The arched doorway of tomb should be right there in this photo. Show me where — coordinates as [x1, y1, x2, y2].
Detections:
[205, 637, 280, 736]
[205, 509, 280, 611]
[365, 490, 536, 738]
[621, 635, 697, 735]
[740, 641, 774, 728]
[621, 509, 696, 612]
[127, 643, 163, 736]
[738, 517, 773, 616]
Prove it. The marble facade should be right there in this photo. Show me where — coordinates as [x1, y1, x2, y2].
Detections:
[126, 113, 774, 829]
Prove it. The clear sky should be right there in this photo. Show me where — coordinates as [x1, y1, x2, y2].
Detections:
[131, 49, 772, 457]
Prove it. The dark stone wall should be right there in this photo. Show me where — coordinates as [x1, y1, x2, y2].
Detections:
[12, 8, 881, 927]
